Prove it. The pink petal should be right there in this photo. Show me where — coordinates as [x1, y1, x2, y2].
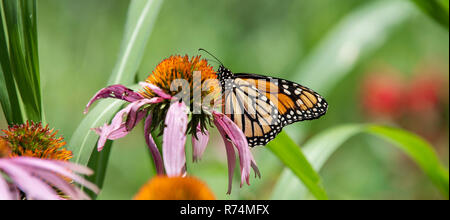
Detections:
[144, 114, 164, 175]
[163, 101, 189, 176]
[0, 160, 60, 200]
[214, 121, 236, 195]
[0, 171, 13, 200]
[95, 106, 131, 151]
[52, 160, 95, 175]
[139, 82, 173, 100]
[11, 157, 99, 194]
[251, 156, 261, 178]
[31, 169, 91, 200]
[9, 184, 20, 200]
[213, 111, 253, 186]
[95, 98, 162, 151]
[192, 124, 209, 162]
[125, 97, 162, 131]
[84, 84, 143, 114]
[94, 125, 128, 140]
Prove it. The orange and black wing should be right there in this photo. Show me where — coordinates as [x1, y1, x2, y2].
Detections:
[223, 73, 328, 147]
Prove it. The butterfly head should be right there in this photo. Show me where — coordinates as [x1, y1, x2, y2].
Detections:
[217, 65, 233, 80]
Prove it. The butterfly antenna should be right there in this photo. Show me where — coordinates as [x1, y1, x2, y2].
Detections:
[198, 48, 224, 66]
[205, 58, 222, 66]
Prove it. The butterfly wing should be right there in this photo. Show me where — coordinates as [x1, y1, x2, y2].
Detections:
[222, 76, 281, 147]
[223, 73, 328, 147]
[235, 73, 328, 121]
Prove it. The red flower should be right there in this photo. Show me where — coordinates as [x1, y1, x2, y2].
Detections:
[361, 73, 405, 118]
[405, 74, 443, 113]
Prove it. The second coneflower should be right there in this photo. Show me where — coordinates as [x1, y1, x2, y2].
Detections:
[85, 55, 260, 194]
[2, 121, 72, 161]
[0, 122, 98, 200]
[134, 176, 215, 200]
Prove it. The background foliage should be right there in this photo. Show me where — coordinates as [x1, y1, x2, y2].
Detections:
[1, 0, 448, 200]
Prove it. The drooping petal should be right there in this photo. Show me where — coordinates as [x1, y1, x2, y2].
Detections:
[95, 109, 127, 151]
[93, 124, 128, 141]
[94, 98, 163, 151]
[0, 160, 60, 200]
[9, 184, 20, 200]
[51, 160, 95, 175]
[214, 121, 236, 195]
[192, 124, 209, 162]
[0, 172, 13, 200]
[163, 101, 189, 177]
[97, 104, 133, 151]
[213, 111, 254, 186]
[11, 157, 100, 195]
[31, 169, 90, 200]
[84, 84, 143, 114]
[139, 82, 173, 100]
[125, 97, 162, 131]
[144, 114, 164, 175]
[250, 156, 261, 179]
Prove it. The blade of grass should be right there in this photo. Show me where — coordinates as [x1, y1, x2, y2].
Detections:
[271, 125, 367, 200]
[85, 140, 112, 199]
[20, 0, 42, 119]
[108, 0, 163, 85]
[271, 124, 449, 199]
[411, 0, 449, 29]
[0, 65, 22, 124]
[0, 0, 42, 123]
[367, 125, 449, 197]
[69, 0, 164, 198]
[267, 131, 328, 200]
[0, 1, 22, 124]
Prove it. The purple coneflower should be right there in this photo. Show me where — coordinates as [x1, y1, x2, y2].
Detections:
[0, 123, 99, 200]
[84, 55, 260, 194]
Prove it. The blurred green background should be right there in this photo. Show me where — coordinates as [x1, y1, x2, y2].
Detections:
[1, 0, 448, 199]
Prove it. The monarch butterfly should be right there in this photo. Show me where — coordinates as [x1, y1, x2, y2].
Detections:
[200, 49, 328, 147]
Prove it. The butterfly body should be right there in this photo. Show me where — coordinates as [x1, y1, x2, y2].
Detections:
[217, 65, 328, 147]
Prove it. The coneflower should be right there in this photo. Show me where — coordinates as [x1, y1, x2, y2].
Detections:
[2, 121, 72, 161]
[0, 122, 98, 200]
[134, 176, 215, 200]
[85, 55, 260, 194]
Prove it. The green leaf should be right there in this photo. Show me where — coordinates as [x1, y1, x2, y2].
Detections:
[267, 132, 328, 200]
[0, 0, 42, 123]
[411, 0, 449, 29]
[108, 0, 163, 85]
[271, 125, 449, 199]
[85, 140, 112, 199]
[0, 66, 22, 124]
[68, 0, 164, 198]
[0, 1, 23, 124]
[367, 125, 449, 197]
[271, 125, 362, 200]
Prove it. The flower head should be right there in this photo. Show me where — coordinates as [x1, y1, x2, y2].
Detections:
[85, 55, 259, 194]
[0, 154, 99, 200]
[140, 55, 219, 100]
[2, 121, 72, 161]
[134, 176, 215, 200]
[360, 72, 405, 119]
[0, 122, 98, 200]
